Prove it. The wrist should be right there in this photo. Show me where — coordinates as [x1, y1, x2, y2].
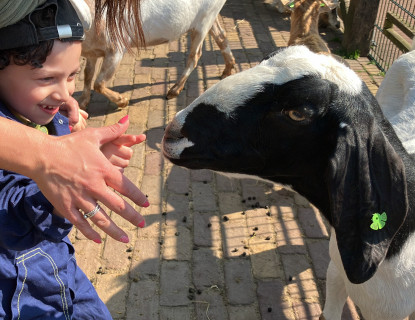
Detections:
[0, 119, 52, 179]
[19, 128, 55, 181]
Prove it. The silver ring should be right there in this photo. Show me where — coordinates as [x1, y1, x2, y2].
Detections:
[83, 203, 101, 219]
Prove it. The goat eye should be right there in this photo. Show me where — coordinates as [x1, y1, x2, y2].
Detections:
[287, 110, 306, 121]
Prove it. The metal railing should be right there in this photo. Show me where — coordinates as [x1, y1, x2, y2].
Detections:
[368, 0, 415, 72]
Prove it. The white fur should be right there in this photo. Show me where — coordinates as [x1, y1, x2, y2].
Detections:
[176, 46, 361, 118]
[324, 230, 415, 320]
[140, 0, 223, 46]
[376, 47, 415, 154]
[80, 0, 235, 108]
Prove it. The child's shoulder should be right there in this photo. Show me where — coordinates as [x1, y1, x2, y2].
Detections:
[52, 112, 70, 136]
[0, 102, 14, 120]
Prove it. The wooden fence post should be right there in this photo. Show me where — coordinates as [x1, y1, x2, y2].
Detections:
[341, 0, 381, 56]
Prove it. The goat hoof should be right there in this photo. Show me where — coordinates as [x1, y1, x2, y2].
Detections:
[166, 89, 179, 100]
[77, 98, 90, 111]
[115, 97, 129, 108]
[220, 68, 234, 79]
[79, 103, 88, 111]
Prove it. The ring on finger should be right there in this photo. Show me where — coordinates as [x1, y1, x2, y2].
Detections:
[83, 203, 101, 219]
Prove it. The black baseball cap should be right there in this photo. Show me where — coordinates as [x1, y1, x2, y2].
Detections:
[0, 0, 85, 50]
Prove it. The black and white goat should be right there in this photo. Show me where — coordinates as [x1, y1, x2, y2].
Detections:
[162, 45, 415, 320]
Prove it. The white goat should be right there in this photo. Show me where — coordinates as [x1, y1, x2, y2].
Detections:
[376, 40, 415, 154]
[79, 0, 236, 109]
[162, 45, 415, 320]
[288, 0, 335, 53]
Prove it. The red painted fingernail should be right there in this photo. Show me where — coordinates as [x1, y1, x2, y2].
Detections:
[142, 200, 150, 208]
[93, 238, 102, 244]
[119, 115, 129, 124]
[69, 125, 73, 132]
[120, 235, 129, 243]
[138, 220, 146, 228]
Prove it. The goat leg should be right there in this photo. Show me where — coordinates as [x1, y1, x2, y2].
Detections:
[321, 261, 348, 320]
[209, 17, 235, 79]
[78, 57, 98, 110]
[166, 30, 203, 100]
[94, 50, 129, 108]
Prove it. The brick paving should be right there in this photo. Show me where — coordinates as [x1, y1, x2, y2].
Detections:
[70, 0, 389, 319]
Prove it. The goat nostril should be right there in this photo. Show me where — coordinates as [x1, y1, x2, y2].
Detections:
[165, 130, 184, 140]
[164, 121, 185, 141]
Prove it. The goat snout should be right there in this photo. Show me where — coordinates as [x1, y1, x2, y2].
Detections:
[164, 118, 184, 141]
[162, 118, 193, 160]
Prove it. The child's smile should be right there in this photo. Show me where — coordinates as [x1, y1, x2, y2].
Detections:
[38, 103, 63, 116]
[0, 40, 81, 125]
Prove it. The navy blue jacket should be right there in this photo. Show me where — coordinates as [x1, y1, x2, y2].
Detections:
[0, 103, 112, 319]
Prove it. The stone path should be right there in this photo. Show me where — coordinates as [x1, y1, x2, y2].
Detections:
[71, 0, 387, 319]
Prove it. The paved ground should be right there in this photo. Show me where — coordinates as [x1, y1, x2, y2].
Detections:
[71, 0, 388, 319]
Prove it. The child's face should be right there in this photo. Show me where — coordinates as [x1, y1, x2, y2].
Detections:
[0, 40, 82, 125]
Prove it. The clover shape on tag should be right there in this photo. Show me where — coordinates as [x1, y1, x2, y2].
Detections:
[370, 212, 387, 230]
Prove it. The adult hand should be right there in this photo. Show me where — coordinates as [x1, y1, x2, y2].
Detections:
[33, 115, 148, 243]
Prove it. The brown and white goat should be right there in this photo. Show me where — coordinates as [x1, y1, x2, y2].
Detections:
[272, 0, 341, 31]
[288, 0, 332, 53]
[79, 0, 236, 109]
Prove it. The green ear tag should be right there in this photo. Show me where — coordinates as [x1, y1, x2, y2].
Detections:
[370, 212, 387, 230]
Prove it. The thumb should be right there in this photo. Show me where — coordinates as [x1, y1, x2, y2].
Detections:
[96, 115, 130, 146]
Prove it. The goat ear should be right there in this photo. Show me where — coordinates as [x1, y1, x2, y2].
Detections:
[327, 120, 408, 284]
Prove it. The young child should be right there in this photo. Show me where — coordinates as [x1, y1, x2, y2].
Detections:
[0, 1, 143, 318]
